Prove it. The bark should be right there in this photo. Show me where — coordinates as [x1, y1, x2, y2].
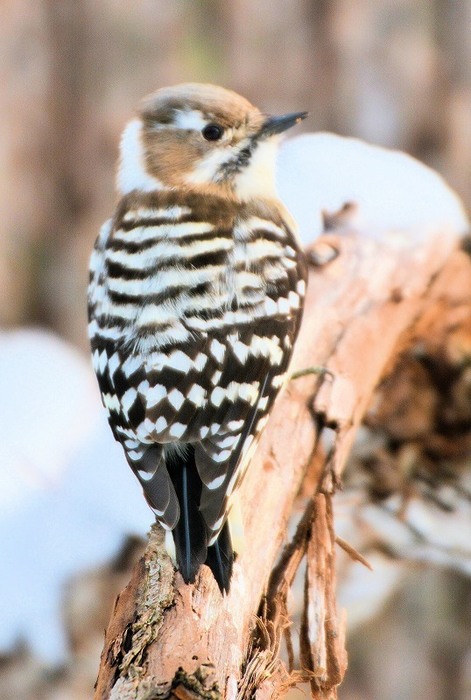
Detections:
[94, 214, 467, 699]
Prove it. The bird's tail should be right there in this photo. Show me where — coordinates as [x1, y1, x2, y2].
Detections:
[167, 446, 207, 584]
[205, 520, 233, 593]
[167, 444, 234, 593]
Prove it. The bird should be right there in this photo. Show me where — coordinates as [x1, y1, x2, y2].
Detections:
[88, 83, 308, 592]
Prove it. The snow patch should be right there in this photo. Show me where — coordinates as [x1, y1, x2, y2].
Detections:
[277, 132, 468, 244]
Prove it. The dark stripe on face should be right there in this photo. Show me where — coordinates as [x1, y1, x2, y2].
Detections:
[219, 140, 256, 179]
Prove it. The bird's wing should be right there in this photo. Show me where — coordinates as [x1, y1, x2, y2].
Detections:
[193, 324, 295, 540]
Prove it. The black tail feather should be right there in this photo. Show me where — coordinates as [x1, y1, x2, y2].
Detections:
[205, 520, 234, 594]
[167, 445, 234, 591]
[167, 446, 207, 584]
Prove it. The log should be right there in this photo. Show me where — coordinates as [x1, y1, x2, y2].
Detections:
[94, 214, 466, 699]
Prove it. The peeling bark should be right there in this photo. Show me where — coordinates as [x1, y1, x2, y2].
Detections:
[300, 494, 347, 698]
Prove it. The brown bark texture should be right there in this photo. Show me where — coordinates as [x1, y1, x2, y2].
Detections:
[94, 214, 468, 700]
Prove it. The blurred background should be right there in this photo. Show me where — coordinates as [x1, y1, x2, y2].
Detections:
[1, 1, 471, 698]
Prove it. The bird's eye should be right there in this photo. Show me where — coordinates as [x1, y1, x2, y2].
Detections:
[202, 124, 224, 141]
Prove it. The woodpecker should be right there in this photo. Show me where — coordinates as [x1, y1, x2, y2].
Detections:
[88, 83, 308, 592]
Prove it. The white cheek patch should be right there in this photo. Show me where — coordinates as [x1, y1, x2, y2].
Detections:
[117, 118, 163, 194]
[185, 148, 232, 185]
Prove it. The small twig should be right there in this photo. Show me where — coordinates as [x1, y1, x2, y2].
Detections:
[290, 366, 334, 381]
[266, 500, 314, 602]
[284, 619, 295, 674]
[301, 494, 347, 698]
[335, 535, 373, 571]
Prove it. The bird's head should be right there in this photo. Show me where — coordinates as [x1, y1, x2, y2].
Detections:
[117, 83, 307, 201]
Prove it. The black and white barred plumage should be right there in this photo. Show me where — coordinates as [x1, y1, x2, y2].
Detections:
[88, 84, 307, 591]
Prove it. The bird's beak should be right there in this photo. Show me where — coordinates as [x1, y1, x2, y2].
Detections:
[257, 111, 308, 139]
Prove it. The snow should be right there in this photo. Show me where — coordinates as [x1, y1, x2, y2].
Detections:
[0, 329, 98, 516]
[277, 132, 469, 244]
[0, 329, 150, 662]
